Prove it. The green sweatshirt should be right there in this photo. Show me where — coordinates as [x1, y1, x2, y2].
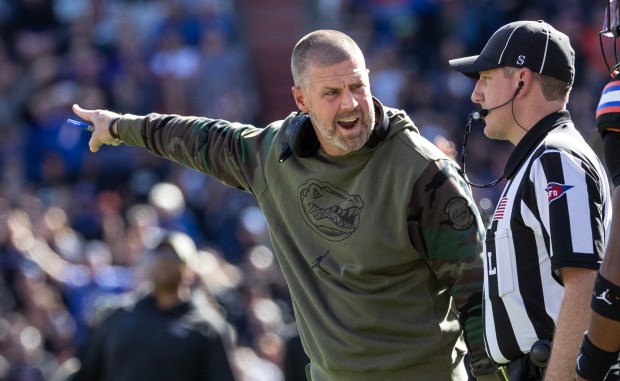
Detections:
[117, 102, 493, 380]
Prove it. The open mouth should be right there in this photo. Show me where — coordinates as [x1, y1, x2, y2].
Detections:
[337, 117, 359, 130]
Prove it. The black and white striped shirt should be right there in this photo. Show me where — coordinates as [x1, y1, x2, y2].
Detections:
[483, 111, 612, 364]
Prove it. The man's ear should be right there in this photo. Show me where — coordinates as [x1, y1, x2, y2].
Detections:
[516, 69, 533, 95]
[291, 86, 309, 113]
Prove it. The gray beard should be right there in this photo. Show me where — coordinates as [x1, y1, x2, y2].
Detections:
[309, 109, 375, 153]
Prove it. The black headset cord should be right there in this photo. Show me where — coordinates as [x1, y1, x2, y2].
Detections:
[459, 113, 504, 188]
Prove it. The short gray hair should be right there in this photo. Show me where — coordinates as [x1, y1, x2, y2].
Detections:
[291, 30, 364, 89]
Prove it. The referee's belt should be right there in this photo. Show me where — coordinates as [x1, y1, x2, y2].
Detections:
[497, 339, 552, 381]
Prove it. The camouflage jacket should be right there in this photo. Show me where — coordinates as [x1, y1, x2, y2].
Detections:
[117, 101, 494, 380]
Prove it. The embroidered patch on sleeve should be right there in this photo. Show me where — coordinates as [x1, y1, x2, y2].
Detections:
[443, 197, 474, 231]
[546, 182, 574, 203]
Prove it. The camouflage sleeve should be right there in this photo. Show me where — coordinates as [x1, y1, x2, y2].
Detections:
[408, 158, 496, 376]
[117, 113, 279, 192]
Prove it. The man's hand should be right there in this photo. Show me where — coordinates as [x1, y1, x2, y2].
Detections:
[72, 104, 122, 152]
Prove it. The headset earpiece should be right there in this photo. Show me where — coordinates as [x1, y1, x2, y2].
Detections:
[515, 81, 524, 96]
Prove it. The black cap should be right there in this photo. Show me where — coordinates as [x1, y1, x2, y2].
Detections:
[449, 20, 575, 85]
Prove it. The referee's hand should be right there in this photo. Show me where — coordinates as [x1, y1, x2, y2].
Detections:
[72, 104, 123, 152]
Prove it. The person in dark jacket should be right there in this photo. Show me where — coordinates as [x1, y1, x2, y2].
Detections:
[72, 230, 237, 381]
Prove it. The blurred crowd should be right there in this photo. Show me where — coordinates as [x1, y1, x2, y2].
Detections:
[0, 0, 615, 380]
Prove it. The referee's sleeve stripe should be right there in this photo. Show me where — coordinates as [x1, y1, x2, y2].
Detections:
[538, 151, 575, 258]
[560, 153, 595, 254]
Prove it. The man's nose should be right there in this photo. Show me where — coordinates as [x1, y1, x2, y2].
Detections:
[340, 89, 358, 110]
[471, 81, 484, 104]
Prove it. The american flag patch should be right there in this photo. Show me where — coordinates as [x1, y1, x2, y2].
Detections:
[546, 182, 573, 203]
[596, 80, 620, 119]
[493, 197, 508, 221]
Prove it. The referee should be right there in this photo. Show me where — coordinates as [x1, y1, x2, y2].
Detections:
[449, 20, 612, 380]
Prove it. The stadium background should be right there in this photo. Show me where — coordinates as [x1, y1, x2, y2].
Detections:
[0, 0, 612, 380]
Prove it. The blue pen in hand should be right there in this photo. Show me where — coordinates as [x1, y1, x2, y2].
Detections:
[66, 118, 94, 132]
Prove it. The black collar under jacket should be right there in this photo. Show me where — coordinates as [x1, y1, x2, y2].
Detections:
[503, 110, 572, 180]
